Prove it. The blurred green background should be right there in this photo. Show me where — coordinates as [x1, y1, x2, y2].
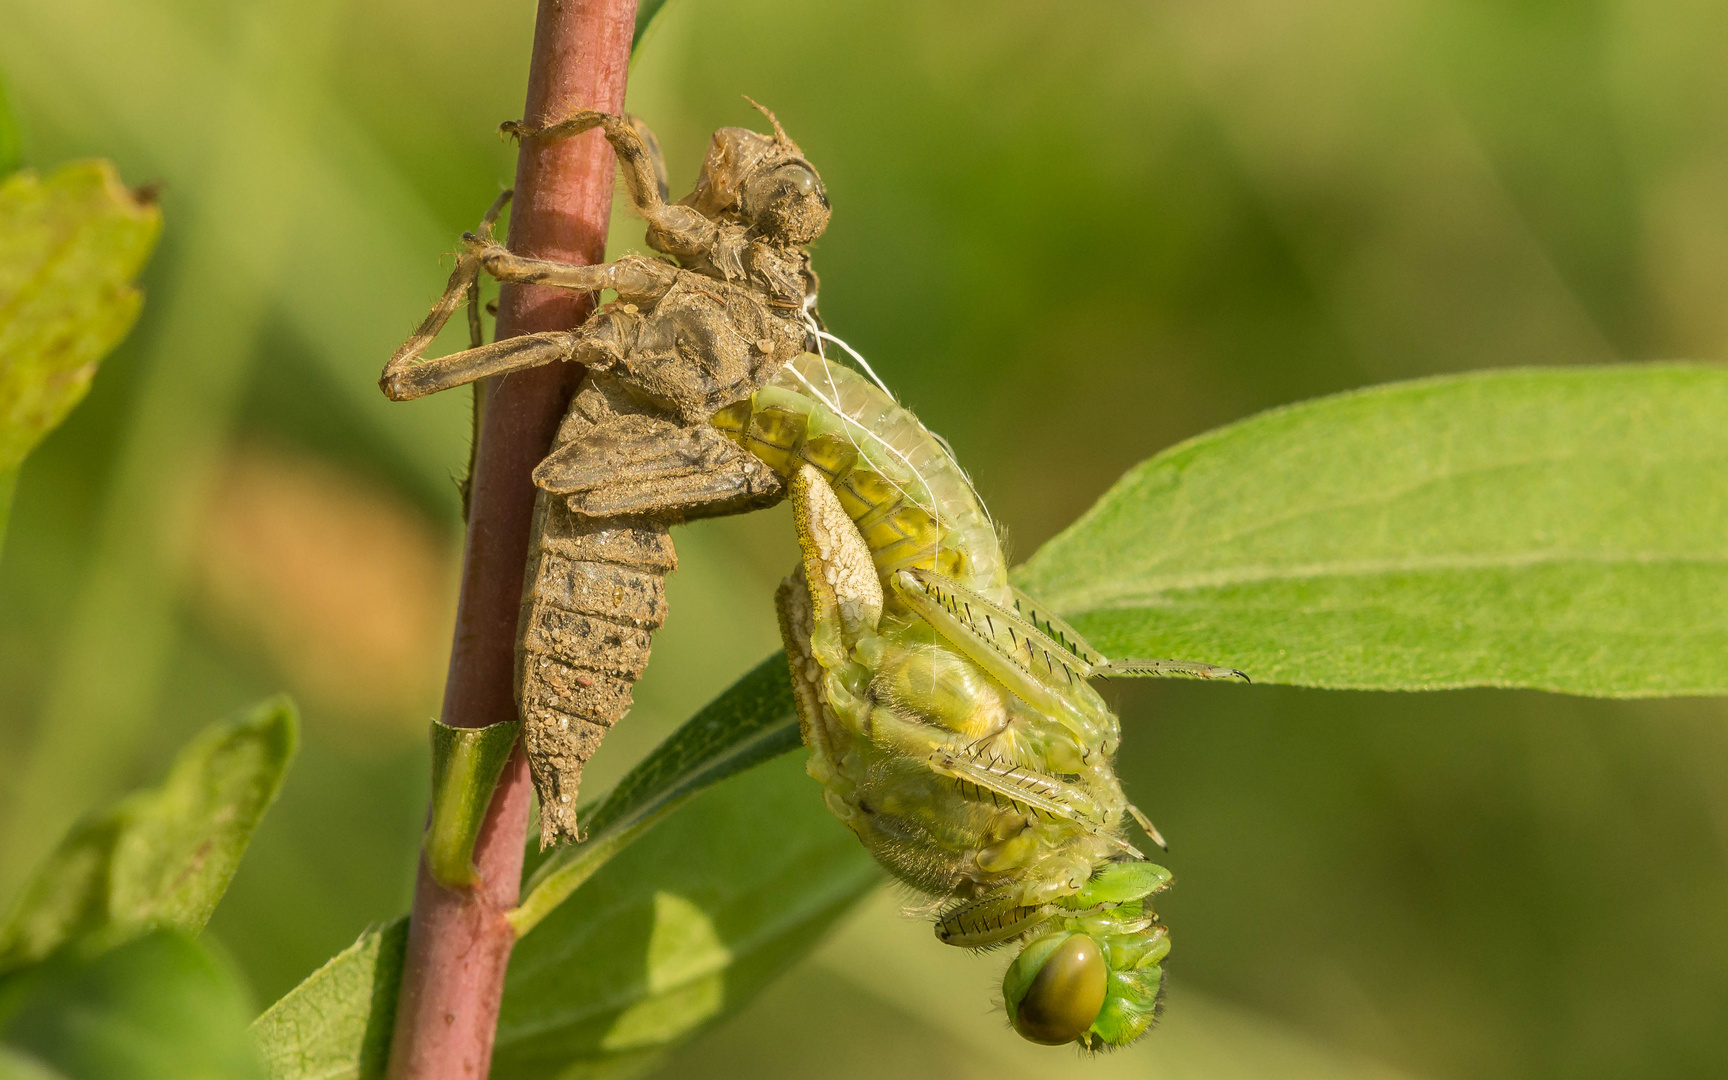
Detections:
[3, 0, 1728, 1077]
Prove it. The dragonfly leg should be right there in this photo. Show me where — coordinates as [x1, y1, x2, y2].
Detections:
[378, 187, 681, 403]
[1098, 658, 1249, 682]
[462, 238, 679, 305]
[379, 265, 642, 404]
[1126, 804, 1169, 851]
[934, 888, 1059, 948]
[381, 329, 591, 401]
[378, 190, 511, 399]
[504, 109, 718, 257]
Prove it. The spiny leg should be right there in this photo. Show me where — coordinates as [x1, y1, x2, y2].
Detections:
[934, 889, 1059, 948]
[1009, 584, 1250, 682]
[379, 189, 513, 396]
[503, 109, 717, 256]
[382, 295, 641, 401]
[1126, 804, 1169, 851]
[901, 568, 1250, 686]
[461, 237, 678, 302]
[926, 745, 1141, 859]
[1096, 657, 1249, 682]
[382, 329, 581, 401]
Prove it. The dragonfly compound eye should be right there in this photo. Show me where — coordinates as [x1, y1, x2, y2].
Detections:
[773, 163, 818, 198]
[744, 163, 830, 244]
[1004, 932, 1107, 1045]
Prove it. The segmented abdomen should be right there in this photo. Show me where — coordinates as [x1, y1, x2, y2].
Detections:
[516, 491, 675, 845]
[711, 353, 1007, 597]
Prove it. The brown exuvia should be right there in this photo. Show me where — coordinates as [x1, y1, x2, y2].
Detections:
[380, 105, 830, 845]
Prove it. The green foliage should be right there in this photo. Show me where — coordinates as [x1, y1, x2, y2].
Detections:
[424, 720, 520, 889]
[514, 656, 801, 933]
[251, 308, 1728, 1080]
[0, 160, 160, 481]
[0, 71, 19, 176]
[251, 921, 406, 1080]
[492, 753, 876, 1080]
[8, 1, 1728, 1076]
[252, 661, 874, 1080]
[0, 931, 264, 1080]
[0, 699, 298, 974]
[1016, 365, 1728, 697]
[0, 154, 159, 556]
[633, 0, 672, 50]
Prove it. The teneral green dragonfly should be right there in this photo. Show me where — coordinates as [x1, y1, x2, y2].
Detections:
[713, 351, 1246, 1048]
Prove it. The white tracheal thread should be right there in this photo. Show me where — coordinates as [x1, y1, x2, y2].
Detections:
[778, 360, 955, 707]
[786, 325, 1009, 745]
[802, 312, 996, 538]
[780, 360, 948, 547]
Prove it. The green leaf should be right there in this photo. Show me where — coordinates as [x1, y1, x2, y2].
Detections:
[0, 72, 21, 176]
[633, 0, 672, 52]
[0, 698, 299, 974]
[0, 160, 161, 476]
[425, 720, 520, 889]
[250, 920, 406, 1080]
[1014, 364, 1728, 697]
[0, 930, 264, 1080]
[492, 751, 877, 1080]
[513, 655, 802, 935]
[252, 659, 872, 1080]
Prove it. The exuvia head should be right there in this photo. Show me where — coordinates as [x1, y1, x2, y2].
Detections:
[682, 98, 831, 246]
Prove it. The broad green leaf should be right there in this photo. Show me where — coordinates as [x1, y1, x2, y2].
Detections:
[0, 698, 299, 974]
[251, 920, 406, 1080]
[0, 72, 20, 176]
[492, 751, 877, 1080]
[252, 660, 871, 1080]
[1014, 364, 1728, 697]
[425, 720, 520, 889]
[0, 930, 264, 1080]
[513, 655, 802, 934]
[0, 160, 160, 476]
[633, 0, 672, 51]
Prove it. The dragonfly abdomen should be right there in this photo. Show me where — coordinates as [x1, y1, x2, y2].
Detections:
[516, 492, 676, 845]
[712, 353, 1006, 596]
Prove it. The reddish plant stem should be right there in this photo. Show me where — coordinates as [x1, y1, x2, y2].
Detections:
[385, 3, 637, 1077]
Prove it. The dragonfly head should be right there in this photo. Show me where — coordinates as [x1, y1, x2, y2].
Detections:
[1002, 862, 1173, 1048]
[1004, 930, 1109, 1044]
[682, 101, 831, 248]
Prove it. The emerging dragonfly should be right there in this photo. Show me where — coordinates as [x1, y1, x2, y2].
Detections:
[714, 352, 1246, 1048]
[381, 106, 1245, 1049]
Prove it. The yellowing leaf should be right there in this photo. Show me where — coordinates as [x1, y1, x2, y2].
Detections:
[0, 698, 299, 974]
[0, 159, 161, 474]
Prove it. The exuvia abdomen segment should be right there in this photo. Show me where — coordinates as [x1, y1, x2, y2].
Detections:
[515, 492, 676, 844]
